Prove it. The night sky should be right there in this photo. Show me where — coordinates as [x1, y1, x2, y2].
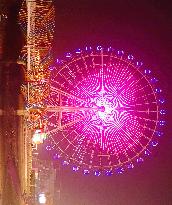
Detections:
[4, 0, 172, 205]
[52, 1, 172, 205]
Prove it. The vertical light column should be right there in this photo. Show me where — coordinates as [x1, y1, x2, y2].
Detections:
[26, 0, 36, 102]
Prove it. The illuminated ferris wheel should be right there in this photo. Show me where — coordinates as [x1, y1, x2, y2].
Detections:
[44, 46, 166, 176]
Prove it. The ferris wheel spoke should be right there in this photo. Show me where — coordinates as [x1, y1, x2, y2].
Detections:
[133, 115, 158, 123]
[63, 139, 75, 152]
[136, 92, 155, 100]
[129, 101, 157, 107]
[139, 123, 157, 133]
[128, 109, 158, 113]
[118, 75, 146, 97]
[120, 126, 144, 148]
[50, 86, 91, 104]
[47, 112, 94, 135]
[46, 105, 98, 112]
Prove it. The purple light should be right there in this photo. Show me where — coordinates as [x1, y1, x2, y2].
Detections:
[66, 52, 72, 58]
[155, 88, 162, 93]
[107, 47, 113, 52]
[46, 145, 52, 151]
[144, 69, 151, 74]
[151, 141, 158, 147]
[159, 121, 165, 126]
[159, 98, 165, 104]
[75, 48, 81, 54]
[151, 78, 158, 83]
[127, 162, 134, 169]
[136, 157, 144, 163]
[96, 45, 103, 51]
[83, 170, 90, 175]
[144, 149, 151, 156]
[85, 46, 92, 51]
[155, 131, 163, 137]
[72, 166, 79, 172]
[105, 170, 113, 176]
[56, 59, 63, 65]
[53, 153, 60, 160]
[128, 54, 134, 60]
[136, 61, 143, 66]
[62, 161, 69, 166]
[117, 50, 124, 55]
[94, 170, 101, 176]
[160, 110, 166, 115]
[115, 167, 124, 174]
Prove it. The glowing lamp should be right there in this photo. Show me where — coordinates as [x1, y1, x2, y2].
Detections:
[94, 170, 101, 176]
[115, 167, 124, 174]
[83, 170, 90, 175]
[62, 161, 69, 166]
[38, 193, 46, 204]
[105, 170, 113, 176]
[72, 166, 79, 172]
[32, 129, 47, 144]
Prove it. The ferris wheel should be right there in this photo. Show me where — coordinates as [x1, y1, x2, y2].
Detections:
[43, 46, 166, 176]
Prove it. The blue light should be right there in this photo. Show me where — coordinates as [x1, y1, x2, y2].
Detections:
[94, 170, 101, 176]
[83, 169, 90, 175]
[155, 131, 164, 137]
[144, 149, 151, 156]
[160, 109, 166, 115]
[85, 46, 92, 51]
[127, 54, 134, 60]
[105, 170, 113, 176]
[136, 61, 143, 67]
[117, 50, 124, 56]
[75, 48, 81, 54]
[62, 161, 69, 166]
[115, 167, 124, 174]
[66, 52, 72, 58]
[159, 98, 165, 104]
[151, 141, 158, 147]
[53, 153, 60, 160]
[126, 162, 134, 169]
[56, 59, 62, 64]
[159, 120, 165, 126]
[144, 69, 151, 74]
[96, 46, 103, 51]
[150, 77, 158, 83]
[136, 157, 144, 163]
[46, 145, 52, 151]
[72, 166, 79, 172]
[155, 88, 162, 93]
[107, 47, 113, 52]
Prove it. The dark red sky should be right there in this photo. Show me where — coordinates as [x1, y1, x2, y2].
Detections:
[4, 0, 172, 204]
[52, 1, 172, 205]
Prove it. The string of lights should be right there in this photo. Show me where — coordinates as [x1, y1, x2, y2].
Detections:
[18, 0, 55, 132]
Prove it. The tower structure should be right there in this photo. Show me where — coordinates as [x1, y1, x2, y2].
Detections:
[18, 0, 56, 204]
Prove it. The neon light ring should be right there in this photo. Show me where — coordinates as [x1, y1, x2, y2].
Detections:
[44, 46, 166, 176]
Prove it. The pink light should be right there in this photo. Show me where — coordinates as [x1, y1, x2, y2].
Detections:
[44, 48, 161, 170]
